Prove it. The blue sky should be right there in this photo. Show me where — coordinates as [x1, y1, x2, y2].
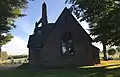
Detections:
[2, 0, 103, 55]
[12, 0, 72, 41]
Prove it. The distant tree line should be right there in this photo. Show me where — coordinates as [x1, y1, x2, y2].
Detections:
[0, 51, 28, 60]
[8, 55, 28, 59]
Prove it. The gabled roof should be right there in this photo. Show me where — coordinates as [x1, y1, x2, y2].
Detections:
[47, 7, 93, 42]
[28, 7, 93, 48]
[64, 8, 93, 42]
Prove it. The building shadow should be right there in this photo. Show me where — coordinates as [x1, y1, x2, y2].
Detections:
[1, 64, 120, 77]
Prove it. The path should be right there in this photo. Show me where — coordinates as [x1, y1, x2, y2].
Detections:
[0, 64, 21, 70]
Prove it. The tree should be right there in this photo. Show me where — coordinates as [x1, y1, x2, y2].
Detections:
[107, 48, 116, 56]
[0, 0, 33, 53]
[66, 0, 120, 60]
[0, 33, 13, 53]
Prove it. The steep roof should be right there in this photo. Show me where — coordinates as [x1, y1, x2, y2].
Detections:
[64, 8, 93, 42]
[28, 7, 93, 48]
[46, 7, 93, 43]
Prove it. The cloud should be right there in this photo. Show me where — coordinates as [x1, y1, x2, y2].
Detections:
[2, 36, 28, 55]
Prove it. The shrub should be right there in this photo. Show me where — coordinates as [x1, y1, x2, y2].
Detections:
[0, 51, 8, 60]
[107, 48, 116, 56]
[116, 46, 120, 52]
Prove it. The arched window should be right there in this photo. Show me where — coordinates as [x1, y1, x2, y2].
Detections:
[61, 32, 75, 56]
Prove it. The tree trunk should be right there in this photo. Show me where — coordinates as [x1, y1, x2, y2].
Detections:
[102, 42, 108, 61]
[0, 46, 1, 52]
[0, 45, 1, 58]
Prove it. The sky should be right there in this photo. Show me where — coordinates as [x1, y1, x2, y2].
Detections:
[2, 0, 103, 55]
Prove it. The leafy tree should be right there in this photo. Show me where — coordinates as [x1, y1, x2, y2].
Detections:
[66, 0, 120, 60]
[0, 0, 33, 53]
[0, 33, 13, 53]
[107, 48, 116, 56]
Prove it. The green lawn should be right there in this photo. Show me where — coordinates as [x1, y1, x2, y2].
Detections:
[1, 60, 120, 77]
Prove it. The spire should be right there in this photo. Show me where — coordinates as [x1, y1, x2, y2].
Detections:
[42, 2, 48, 25]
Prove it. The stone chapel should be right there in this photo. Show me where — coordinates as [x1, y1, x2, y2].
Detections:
[27, 2, 100, 68]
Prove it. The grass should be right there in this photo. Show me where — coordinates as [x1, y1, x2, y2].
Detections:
[1, 60, 120, 77]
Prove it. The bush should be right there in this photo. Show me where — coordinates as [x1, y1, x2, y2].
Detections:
[0, 51, 8, 60]
[107, 48, 116, 56]
[116, 46, 120, 52]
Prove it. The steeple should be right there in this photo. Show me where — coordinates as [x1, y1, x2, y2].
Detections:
[42, 2, 48, 25]
[33, 2, 48, 35]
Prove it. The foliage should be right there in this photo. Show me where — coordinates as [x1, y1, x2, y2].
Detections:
[107, 48, 116, 56]
[0, 0, 33, 52]
[0, 51, 8, 60]
[0, 33, 13, 46]
[66, 0, 120, 60]
[66, 0, 120, 45]
[0, 0, 28, 33]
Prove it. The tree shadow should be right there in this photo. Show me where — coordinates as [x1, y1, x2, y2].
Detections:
[0, 68, 37, 77]
[0, 64, 120, 77]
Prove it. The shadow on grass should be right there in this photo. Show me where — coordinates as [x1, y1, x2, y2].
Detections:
[0, 68, 37, 77]
[1, 64, 120, 77]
